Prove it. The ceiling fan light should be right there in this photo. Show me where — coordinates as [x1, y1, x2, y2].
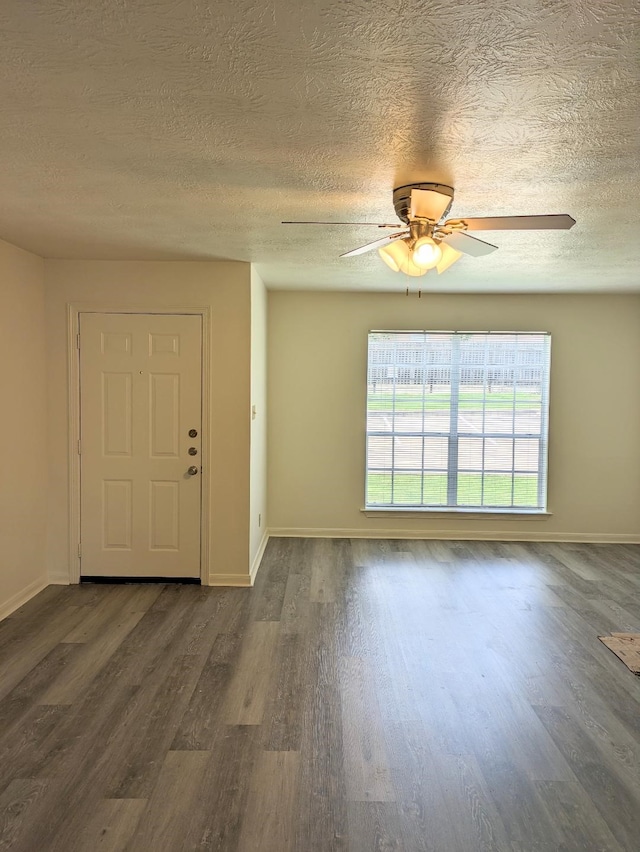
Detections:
[436, 242, 463, 274]
[378, 242, 402, 272]
[401, 260, 428, 277]
[378, 239, 427, 278]
[412, 236, 443, 269]
[379, 239, 427, 276]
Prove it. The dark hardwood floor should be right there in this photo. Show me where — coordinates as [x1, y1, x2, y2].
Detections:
[2, 539, 640, 851]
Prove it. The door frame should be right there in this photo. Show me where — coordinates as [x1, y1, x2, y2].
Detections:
[67, 303, 212, 584]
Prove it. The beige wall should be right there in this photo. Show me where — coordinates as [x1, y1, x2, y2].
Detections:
[44, 260, 253, 584]
[0, 239, 48, 617]
[268, 291, 640, 541]
[250, 267, 268, 574]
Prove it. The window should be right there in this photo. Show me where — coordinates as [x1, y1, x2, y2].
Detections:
[365, 331, 551, 512]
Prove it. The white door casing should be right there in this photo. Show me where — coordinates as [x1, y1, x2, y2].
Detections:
[79, 312, 203, 578]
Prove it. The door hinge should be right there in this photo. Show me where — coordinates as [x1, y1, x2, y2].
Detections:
[77, 439, 82, 455]
[77, 543, 82, 558]
[76, 333, 81, 350]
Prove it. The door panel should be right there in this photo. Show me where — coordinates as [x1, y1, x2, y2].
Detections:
[80, 313, 202, 578]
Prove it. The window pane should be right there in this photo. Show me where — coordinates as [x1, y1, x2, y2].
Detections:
[514, 474, 539, 506]
[482, 473, 514, 506]
[366, 472, 392, 504]
[424, 402, 450, 432]
[514, 407, 541, 434]
[514, 438, 538, 471]
[484, 438, 514, 472]
[458, 473, 482, 504]
[367, 436, 392, 470]
[423, 474, 447, 505]
[394, 436, 423, 469]
[484, 408, 516, 434]
[390, 473, 423, 505]
[459, 408, 483, 433]
[393, 408, 423, 434]
[458, 437, 483, 471]
[424, 437, 448, 470]
[366, 387, 393, 433]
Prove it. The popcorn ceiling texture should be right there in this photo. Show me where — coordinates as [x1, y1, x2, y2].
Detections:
[0, 0, 638, 292]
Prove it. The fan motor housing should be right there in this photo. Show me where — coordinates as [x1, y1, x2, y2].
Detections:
[393, 182, 454, 224]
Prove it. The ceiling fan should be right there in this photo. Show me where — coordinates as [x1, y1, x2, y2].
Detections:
[283, 183, 576, 277]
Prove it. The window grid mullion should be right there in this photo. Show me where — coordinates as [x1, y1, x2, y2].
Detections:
[390, 337, 397, 504]
[420, 332, 427, 505]
[538, 340, 550, 509]
[447, 335, 460, 507]
[481, 334, 489, 506]
[510, 336, 519, 507]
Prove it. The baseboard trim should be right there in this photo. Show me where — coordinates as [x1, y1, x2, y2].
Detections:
[207, 573, 254, 587]
[0, 576, 49, 622]
[250, 531, 270, 585]
[268, 527, 640, 544]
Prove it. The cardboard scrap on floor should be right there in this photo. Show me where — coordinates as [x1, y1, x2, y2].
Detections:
[598, 633, 640, 675]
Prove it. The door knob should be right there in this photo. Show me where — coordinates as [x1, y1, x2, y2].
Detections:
[187, 466, 199, 476]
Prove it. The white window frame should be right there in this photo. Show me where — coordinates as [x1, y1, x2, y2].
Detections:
[365, 330, 551, 514]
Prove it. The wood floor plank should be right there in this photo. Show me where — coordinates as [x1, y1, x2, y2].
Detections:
[0, 606, 87, 700]
[432, 749, 512, 852]
[295, 602, 348, 850]
[250, 538, 290, 622]
[340, 656, 396, 802]
[0, 705, 69, 792]
[279, 570, 311, 634]
[72, 799, 147, 852]
[535, 780, 624, 852]
[188, 724, 259, 850]
[0, 779, 49, 851]
[347, 802, 406, 852]
[237, 751, 300, 851]
[122, 751, 210, 852]
[532, 703, 640, 851]
[310, 538, 347, 603]
[39, 611, 145, 705]
[261, 631, 309, 751]
[106, 653, 206, 798]
[222, 620, 281, 724]
[384, 721, 465, 852]
[2, 541, 640, 851]
[0, 643, 81, 737]
[2, 585, 70, 628]
[2, 688, 139, 852]
[169, 633, 243, 750]
[172, 588, 238, 656]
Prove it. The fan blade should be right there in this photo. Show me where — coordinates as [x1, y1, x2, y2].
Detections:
[441, 231, 498, 257]
[340, 232, 409, 258]
[409, 188, 453, 222]
[282, 221, 401, 228]
[445, 214, 576, 231]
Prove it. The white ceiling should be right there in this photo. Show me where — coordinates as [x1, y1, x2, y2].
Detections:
[0, 0, 638, 292]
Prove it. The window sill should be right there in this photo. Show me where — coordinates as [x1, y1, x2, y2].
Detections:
[361, 507, 552, 521]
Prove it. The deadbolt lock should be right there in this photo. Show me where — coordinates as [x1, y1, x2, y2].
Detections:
[188, 429, 198, 438]
[188, 447, 198, 456]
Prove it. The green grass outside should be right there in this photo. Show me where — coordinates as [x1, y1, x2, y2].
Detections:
[366, 472, 539, 507]
[367, 391, 541, 412]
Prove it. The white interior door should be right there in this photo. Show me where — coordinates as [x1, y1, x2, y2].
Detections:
[79, 313, 202, 578]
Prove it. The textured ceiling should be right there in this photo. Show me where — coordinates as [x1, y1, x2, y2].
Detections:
[0, 0, 638, 292]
